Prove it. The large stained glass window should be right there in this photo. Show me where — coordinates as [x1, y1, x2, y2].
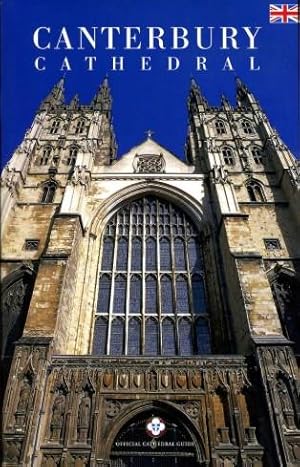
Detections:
[93, 196, 210, 356]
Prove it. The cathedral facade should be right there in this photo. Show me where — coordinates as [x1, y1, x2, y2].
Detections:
[1, 77, 300, 466]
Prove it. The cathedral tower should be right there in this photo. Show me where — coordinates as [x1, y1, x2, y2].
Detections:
[1, 78, 300, 466]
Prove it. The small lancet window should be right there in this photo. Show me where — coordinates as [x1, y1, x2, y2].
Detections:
[195, 318, 211, 353]
[215, 119, 226, 135]
[130, 275, 142, 314]
[128, 318, 141, 355]
[110, 318, 124, 355]
[92, 317, 108, 355]
[246, 180, 265, 202]
[179, 318, 194, 355]
[162, 318, 176, 355]
[75, 120, 85, 134]
[251, 147, 263, 165]
[221, 146, 235, 165]
[41, 181, 56, 203]
[113, 275, 126, 314]
[39, 146, 52, 165]
[241, 119, 254, 135]
[145, 318, 159, 355]
[67, 147, 78, 166]
[161, 275, 173, 313]
[50, 120, 60, 134]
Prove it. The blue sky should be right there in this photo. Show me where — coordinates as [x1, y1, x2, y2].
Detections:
[1, 0, 299, 166]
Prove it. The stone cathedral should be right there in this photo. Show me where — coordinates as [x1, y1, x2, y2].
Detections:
[1, 77, 300, 467]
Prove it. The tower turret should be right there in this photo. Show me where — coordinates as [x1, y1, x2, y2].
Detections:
[91, 76, 112, 115]
[236, 77, 261, 111]
[188, 78, 208, 112]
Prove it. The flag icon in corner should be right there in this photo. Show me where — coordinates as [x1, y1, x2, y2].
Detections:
[269, 4, 300, 23]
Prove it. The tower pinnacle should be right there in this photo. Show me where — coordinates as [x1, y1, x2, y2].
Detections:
[92, 76, 112, 114]
[39, 77, 65, 111]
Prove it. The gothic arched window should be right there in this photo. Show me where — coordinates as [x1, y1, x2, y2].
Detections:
[160, 238, 171, 269]
[251, 146, 263, 165]
[179, 318, 194, 355]
[110, 318, 124, 355]
[161, 275, 173, 314]
[246, 180, 265, 202]
[221, 146, 235, 165]
[41, 181, 57, 203]
[131, 237, 142, 270]
[67, 146, 78, 166]
[97, 274, 111, 314]
[92, 317, 108, 355]
[116, 238, 128, 270]
[215, 119, 226, 135]
[50, 120, 60, 134]
[92, 196, 210, 356]
[162, 318, 176, 355]
[75, 120, 85, 134]
[145, 318, 159, 355]
[39, 146, 52, 165]
[130, 275, 142, 314]
[241, 119, 254, 135]
[128, 318, 141, 355]
[113, 275, 126, 314]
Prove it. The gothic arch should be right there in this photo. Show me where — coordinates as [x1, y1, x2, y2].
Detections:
[89, 181, 206, 238]
[245, 178, 266, 202]
[102, 400, 206, 463]
[90, 193, 212, 357]
[1, 266, 36, 394]
[75, 182, 222, 355]
[267, 265, 300, 354]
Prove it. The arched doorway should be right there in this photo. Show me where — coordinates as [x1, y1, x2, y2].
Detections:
[110, 407, 203, 467]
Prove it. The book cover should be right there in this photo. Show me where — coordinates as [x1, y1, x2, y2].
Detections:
[1, 1, 300, 466]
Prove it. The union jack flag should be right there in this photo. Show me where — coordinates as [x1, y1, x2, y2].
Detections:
[269, 4, 299, 23]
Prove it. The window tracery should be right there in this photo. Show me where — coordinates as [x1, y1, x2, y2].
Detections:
[241, 119, 254, 135]
[134, 154, 165, 173]
[39, 146, 52, 165]
[92, 196, 210, 356]
[75, 119, 85, 135]
[215, 120, 226, 135]
[221, 146, 235, 165]
[251, 147, 263, 165]
[49, 120, 60, 135]
[67, 147, 78, 166]
[41, 181, 57, 203]
[246, 180, 265, 202]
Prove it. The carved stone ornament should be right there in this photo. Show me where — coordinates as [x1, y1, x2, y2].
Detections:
[288, 162, 300, 189]
[210, 165, 229, 184]
[3, 440, 22, 462]
[161, 372, 170, 388]
[71, 165, 90, 186]
[133, 373, 143, 388]
[15, 375, 32, 428]
[103, 372, 113, 388]
[256, 111, 268, 123]
[105, 400, 121, 418]
[1, 165, 19, 189]
[77, 391, 91, 434]
[133, 153, 165, 173]
[183, 401, 200, 418]
[50, 388, 66, 441]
